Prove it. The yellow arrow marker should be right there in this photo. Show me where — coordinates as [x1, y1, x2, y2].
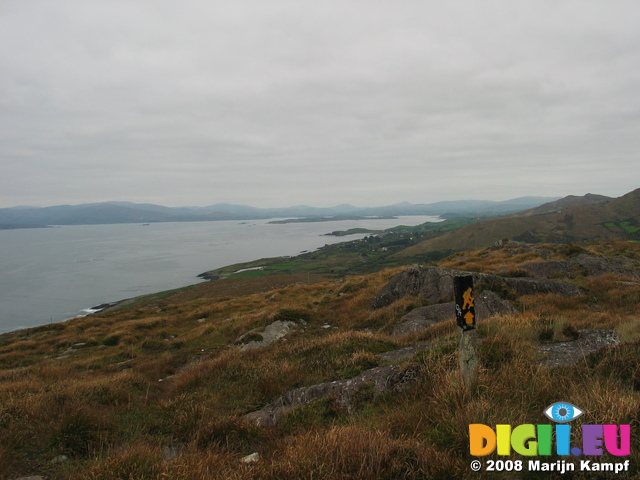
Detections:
[464, 311, 475, 325]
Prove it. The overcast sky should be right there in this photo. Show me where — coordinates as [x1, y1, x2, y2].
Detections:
[1, 1, 639, 208]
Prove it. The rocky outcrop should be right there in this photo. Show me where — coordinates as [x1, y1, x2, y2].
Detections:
[538, 330, 620, 367]
[240, 452, 261, 464]
[372, 265, 581, 309]
[392, 303, 454, 337]
[378, 344, 436, 363]
[473, 290, 518, 318]
[244, 364, 418, 427]
[236, 320, 297, 351]
[391, 291, 515, 337]
[521, 254, 640, 280]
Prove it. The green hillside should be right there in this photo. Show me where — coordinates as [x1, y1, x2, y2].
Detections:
[398, 188, 640, 257]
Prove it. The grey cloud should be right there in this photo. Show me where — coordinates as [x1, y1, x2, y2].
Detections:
[1, 1, 640, 207]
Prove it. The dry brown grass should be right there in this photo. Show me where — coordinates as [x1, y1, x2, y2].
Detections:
[438, 244, 556, 273]
[0, 242, 638, 479]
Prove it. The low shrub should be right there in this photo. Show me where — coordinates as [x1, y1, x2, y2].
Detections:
[272, 308, 312, 324]
[101, 335, 120, 347]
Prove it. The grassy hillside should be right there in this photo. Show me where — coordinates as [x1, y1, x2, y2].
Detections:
[198, 216, 484, 281]
[0, 241, 638, 479]
[398, 188, 640, 257]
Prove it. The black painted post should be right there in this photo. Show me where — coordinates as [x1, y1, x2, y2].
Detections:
[454, 275, 478, 390]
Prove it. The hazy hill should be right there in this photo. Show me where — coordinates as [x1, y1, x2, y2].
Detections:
[515, 193, 612, 216]
[0, 196, 560, 227]
[398, 188, 640, 256]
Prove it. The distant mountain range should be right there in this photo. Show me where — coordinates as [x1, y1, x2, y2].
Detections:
[399, 188, 640, 256]
[0, 196, 561, 228]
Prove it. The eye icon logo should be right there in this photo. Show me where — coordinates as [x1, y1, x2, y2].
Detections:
[544, 402, 584, 423]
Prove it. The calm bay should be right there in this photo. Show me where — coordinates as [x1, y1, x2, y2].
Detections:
[0, 216, 439, 333]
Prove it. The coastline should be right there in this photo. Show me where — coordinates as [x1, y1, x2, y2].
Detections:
[0, 215, 442, 334]
[79, 282, 204, 318]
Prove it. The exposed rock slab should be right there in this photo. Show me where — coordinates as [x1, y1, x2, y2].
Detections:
[244, 364, 418, 427]
[378, 344, 438, 363]
[240, 452, 261, 464]
[391, 291, 515, 337]
[538, 330, 621, 367]
[474, 290, 518, 318]
[522, 254, 640, 279]
[392, 304, 454, 337]
[236, 320, 297, 350]
[372, 265, 581, 309]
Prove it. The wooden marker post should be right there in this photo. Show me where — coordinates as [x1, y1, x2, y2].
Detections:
[454, 275, 478, 390]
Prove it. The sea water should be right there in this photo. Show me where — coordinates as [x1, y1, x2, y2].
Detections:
[0, 216, 439, 333]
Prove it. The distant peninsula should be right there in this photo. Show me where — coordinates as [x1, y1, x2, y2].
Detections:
[0, 224, 51, 230]
[323, 227, 382, 236]
[268, 215, 396, 224]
